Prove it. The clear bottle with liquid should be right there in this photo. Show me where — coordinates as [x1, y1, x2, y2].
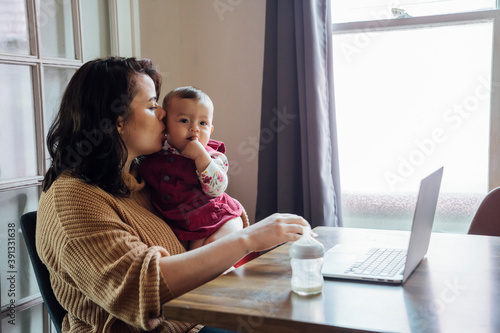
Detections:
[289, 227, 325, 296]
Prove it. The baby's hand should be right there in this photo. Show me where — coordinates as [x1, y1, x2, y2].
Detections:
[181, 138, 205, 160]
[182, 138, 212, 173]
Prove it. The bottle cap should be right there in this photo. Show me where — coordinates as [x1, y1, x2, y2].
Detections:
[289, 227, 325, 259]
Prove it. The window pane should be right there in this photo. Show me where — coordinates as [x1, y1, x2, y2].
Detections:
[0, 0, 30, 55]
[333, 22, 492, 233]
[43, 66, 76, 169]
[0, 63, 37, 181]
[0, 186, 40, 307]
[332, 0, 497, 24]
[2, 302, 45, 333]
[81, 0, 112, 61]
[37, 0, 75, 59]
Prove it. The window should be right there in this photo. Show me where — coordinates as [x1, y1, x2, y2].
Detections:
[0, 0, 140, 330]
[332, 0, 497, 23]
[0, 0, 124, 331]
[0, 0, 81, 331]
[332, 2, 500, 233]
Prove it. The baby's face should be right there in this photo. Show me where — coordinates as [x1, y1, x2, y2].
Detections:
[165, 97, 214, 152]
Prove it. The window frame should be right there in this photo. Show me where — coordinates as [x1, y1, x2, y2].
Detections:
[0, 0, 83, 192]
[1, 0, 141, 330]
[331, 9, 500, 192]
[0, 0, 83, 330]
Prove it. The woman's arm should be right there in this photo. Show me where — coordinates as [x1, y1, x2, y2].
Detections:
[160, 213, 308, 296]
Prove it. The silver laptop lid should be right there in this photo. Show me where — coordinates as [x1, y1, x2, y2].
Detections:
[402, 166, 443, 282]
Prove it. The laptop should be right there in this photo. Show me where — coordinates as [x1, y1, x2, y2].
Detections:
[321, 167, 443, 284]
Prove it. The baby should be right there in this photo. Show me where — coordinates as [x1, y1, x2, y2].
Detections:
[140, 86, 246, 249]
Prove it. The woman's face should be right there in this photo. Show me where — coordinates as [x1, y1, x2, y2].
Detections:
[118, 74, 166, 163]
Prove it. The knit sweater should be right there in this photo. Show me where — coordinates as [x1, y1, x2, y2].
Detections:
[36, 171, 203, 332]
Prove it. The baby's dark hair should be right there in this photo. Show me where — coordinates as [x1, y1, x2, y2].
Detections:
[162, 86, 212, 111]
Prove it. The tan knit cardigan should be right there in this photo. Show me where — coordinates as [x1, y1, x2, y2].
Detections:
[37, 171, 218, 332]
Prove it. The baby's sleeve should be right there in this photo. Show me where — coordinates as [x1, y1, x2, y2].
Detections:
[196, 151, 229, 197]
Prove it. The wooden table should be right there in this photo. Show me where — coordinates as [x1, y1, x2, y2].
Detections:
[163, 227, 500, 332]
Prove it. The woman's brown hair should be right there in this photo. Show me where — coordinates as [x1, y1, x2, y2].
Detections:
[43, 57, 162, 196]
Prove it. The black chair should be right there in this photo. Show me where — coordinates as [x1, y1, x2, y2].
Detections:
[20, 211, 67, 333]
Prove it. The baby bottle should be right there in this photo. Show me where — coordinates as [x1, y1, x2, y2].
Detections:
[289, 227, 325, 296]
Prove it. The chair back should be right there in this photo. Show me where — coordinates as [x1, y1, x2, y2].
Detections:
[20, 211, 67, 333]
[468, 188, 500, 236]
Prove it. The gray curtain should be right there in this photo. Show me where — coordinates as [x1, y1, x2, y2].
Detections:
[256, 0, 342, 227]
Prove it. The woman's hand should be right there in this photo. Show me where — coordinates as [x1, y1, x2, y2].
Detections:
[160, 213, 310, 297]
[240, 213, 310, 253]
[160, 214, 309, 296]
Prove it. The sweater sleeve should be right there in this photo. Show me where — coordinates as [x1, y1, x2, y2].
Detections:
[53, 182, 175, 331]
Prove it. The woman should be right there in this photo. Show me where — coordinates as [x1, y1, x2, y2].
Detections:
[37, 57, 309, 332]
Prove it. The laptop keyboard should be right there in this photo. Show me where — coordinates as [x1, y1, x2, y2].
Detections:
[344, 248, 407, 277]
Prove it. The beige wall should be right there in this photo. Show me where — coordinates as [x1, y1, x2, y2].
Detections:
[139, 0, 266, 222]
